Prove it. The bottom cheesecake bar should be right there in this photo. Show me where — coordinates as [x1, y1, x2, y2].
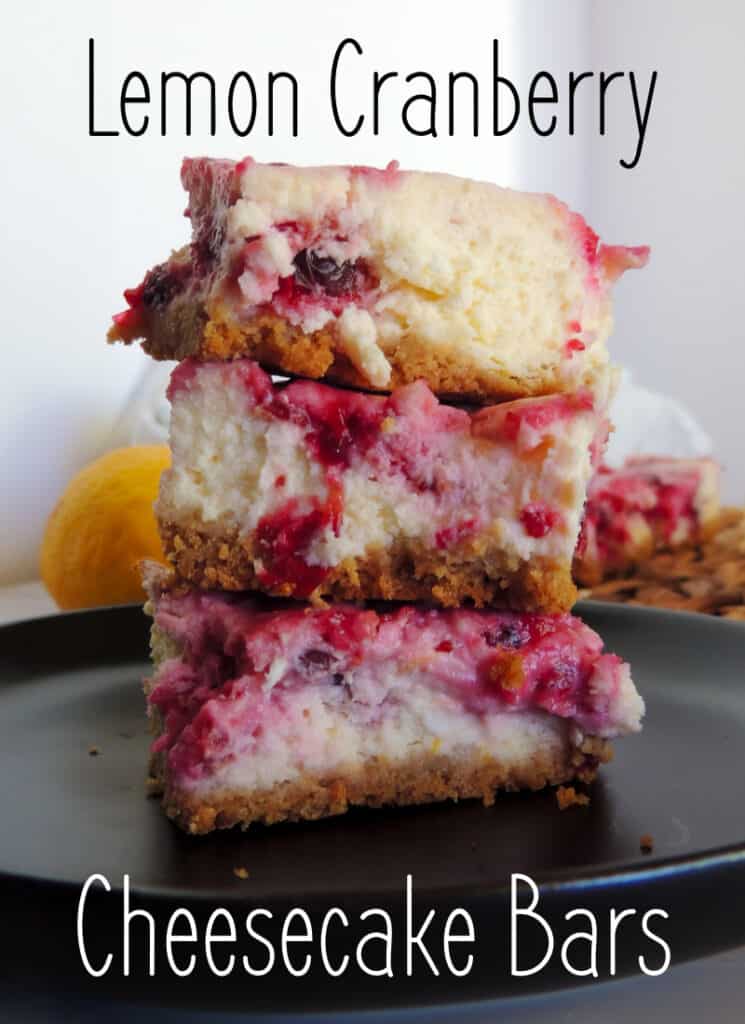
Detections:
[143, 564, 644, 834]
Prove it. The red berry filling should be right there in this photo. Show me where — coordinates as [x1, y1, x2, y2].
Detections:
[435, 518, 477, 550]
[520, 503, 562, 538]
[265, 251, 377, 320]
[148, 590, 630, 782]
[255, 482, 343, 599]
[263, 381, 387, 471]
[111, 259, 193, 336]
[472, 391, 594, 446]
[168, 360, 594, 597]
[350, 160, 402, 184]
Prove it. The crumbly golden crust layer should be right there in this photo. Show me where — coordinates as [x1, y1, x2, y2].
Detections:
[160, 519, 578, 613]
[148, 737, 612, 834]
[110, 294, 581, 404]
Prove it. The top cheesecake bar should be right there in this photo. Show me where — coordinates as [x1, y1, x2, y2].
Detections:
[108, 158, 648, 403]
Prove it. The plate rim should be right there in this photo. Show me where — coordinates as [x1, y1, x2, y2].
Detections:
[2, 601, 745, 1007]
[0, 600, 744, 906]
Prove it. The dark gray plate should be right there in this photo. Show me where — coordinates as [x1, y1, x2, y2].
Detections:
[0, 602, 744, 1013]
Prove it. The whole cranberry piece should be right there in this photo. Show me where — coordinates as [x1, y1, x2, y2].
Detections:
[142, 266, 184, 310]
[293, 249, 360, 297]
[299, 649, 336, 674]
[483, 623, 526, 650]
[520, 503, 561, 539]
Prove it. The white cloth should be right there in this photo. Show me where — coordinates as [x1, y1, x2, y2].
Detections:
[606, 369, 712, 466]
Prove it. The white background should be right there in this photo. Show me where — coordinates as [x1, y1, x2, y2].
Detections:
[1, 0, 743, 583]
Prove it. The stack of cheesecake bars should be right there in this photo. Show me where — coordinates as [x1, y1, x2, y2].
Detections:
[110, 158, 647, 834]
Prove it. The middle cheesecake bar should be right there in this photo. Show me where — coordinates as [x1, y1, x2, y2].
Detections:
[158, 359, 606, 612]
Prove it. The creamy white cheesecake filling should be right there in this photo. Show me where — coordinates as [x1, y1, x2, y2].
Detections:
[221, 163, 624, 391]
[150, 647, 640, 797]
[112, 162, 647, 405]
[191, 695, 575, 797]
[157, 361, 600, 572]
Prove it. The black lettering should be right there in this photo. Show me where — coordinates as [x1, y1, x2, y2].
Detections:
[88, 38, 118, 136]
[121, 72, 150, 137]
[622, 71, 658, 169]
[329, 38, 364, 136]
[528, 72, 558, 136]
[599, 70, 625, 134]
[568, 71, 594, 135]
[267, 71, 298, 137]
[160, 71, 216, 136]
[227, 72, 258, 137]
[448, 71, 479, 136]
[492, 39, 519, 136]
[402, 72, 437, 137]
[373, 70, 398, 135]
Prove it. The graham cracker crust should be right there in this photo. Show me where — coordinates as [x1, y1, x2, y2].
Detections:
[149, 737, 612, 835]
[110, 285, 586, 404]
[160, 519, 578, 613]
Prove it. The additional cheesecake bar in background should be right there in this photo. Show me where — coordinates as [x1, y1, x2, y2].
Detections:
[157, 359, 608, 611]
[574, 456, 720, 586]
[584, 506, 745, 617]
[143, 563, 644, 834]
[109, 158, 648, 403]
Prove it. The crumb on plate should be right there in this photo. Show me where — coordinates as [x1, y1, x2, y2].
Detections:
[556, 785, 590, 810]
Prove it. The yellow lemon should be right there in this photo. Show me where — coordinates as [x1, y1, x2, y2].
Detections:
[40, 445, 170, 610]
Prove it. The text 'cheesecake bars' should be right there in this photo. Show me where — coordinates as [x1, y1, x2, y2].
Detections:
[109, 158, 648, 403]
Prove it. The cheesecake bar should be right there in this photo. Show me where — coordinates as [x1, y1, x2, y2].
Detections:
[143, 564, 644, 833]
[109, 158, 648, 403]
[575, 456, 720, 585]
[157, 359, 607, 611]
